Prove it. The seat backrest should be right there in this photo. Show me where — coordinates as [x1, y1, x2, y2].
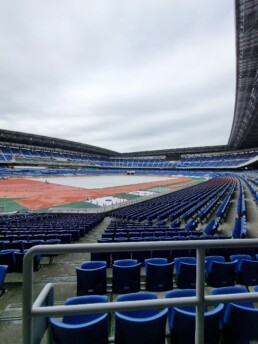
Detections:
[229, 254, 252, 270]
[207, 261, 237, 287]
[211, 286, 254, 328]
[76, 265, 107, 295]
[170, 304, 224, 344]
[165, 289, 196, 325]
[238, 259, 258, 286]
[113, 259, 138, 267]
[0, 265, 8, 290]
[115, 292, 167, 344]
[177, 263, 196, 289]
[174, 257, 196, 275]
[223, 303, 258, 343]
[50, 312, 108, 344]
[144, 257, 168, 269]
[112, 262, 141, 294]
[117, 292, 158, 318]
[63, 295, 108, 324]
[80, 261, 107, 270]
[205, 256, 226, 272]
[145, 261, 174, 292]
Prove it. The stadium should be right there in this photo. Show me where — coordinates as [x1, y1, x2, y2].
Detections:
[1, 1, 258, 343]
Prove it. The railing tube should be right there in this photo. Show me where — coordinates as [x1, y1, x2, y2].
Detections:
[22, 249, 34, 344]
[195, 247, 205, 343]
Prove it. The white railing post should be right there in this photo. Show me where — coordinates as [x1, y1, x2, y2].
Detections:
[22, 249, 34, 344]
[195, 247, 205, 343]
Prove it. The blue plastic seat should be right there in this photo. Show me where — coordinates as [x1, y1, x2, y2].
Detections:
[206, 260, 237, 287]
[177, 262, 196, 289]
[144, 257, 168, 268]
[237, 259, 258, 286]
[0, 250, 18, 272]
[0, 265, 8, 296]
[4, 240, 24, 251]
[50, 295, 109, 344]
[169, 304, 224, 344]
[223, 303, 258, 344]
[211, 286, 253, 329]
[115, 292, 168, 344]
[76, 261, 107, 295]
[174, 257, 196, 275]
[229, 254, 252, 267]
[165, 289, 197, 326]
[174, 257, 197, 289]
[205, 255, 226, 274]
[145, 258, 174, 291]
[112, 259, 141, 294]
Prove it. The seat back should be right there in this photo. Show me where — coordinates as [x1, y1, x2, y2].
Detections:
[112, 261, 141, 294]
[211, 286, 253, 329]
[115, 292, 167, 344]
[205, 256, 226, 272]
[63, 295, 108, 324]
[0, 265, 8, 296]
[144, 257, 168, 269]
[113, 259, 138, 267]
[165, 289, 196, 326]
[206, 261, 237, 287]
[117, 292, 158, 318]
[238, 259, 258, 286]
[145, 261, 174, 291]
[50, 315, 109, 344]
[0, 251, 17, 272]
[76, 262, 107, 295]
[229, 254, 252, 271]
[174, 257, 196, 275]
[223, 303, 258, 343]
[177, 263, 196, 289]
[170, 304, 224, 344]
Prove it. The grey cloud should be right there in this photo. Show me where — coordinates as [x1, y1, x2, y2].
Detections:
[0, 1, 235, 152]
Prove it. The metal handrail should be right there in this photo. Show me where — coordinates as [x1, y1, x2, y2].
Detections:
[23, 239, 258, 344]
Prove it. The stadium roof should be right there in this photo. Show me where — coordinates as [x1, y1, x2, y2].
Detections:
[228, 0, 258, 149]
[0, 129, 119, 157]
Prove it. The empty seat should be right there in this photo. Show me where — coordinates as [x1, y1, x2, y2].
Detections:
[145, 258, 174, 291]
[115, 292, 168, 344]
[237, 259, 258, 286]
[76, 261, 107, 295]
[205, 256, 226, 274]
[211, 285, 254, 330]
[223, 303, 258, 344]
[206, 260, 237, 287]
[0, 265, 8, 296]
[112, 259, 141, 294]
[169, 304, 224, 344]
[165, 289, 197, 326]
[0, 250, 18, 272]
[50, 295, 109, 344]
[174, 257, 196, 289]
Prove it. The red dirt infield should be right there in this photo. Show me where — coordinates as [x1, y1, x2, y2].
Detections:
[0, 176, 193, 210]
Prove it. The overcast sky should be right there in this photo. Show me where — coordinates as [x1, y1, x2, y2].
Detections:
[0, 0, 235, 153]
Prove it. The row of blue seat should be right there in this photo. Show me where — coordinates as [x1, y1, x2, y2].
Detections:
[111, 177, 233, 226]
[85, 254, 258, 293]
[48, 287, 258, 344]
[0, 249, 42, 272]
[232, 215, 247, 239]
